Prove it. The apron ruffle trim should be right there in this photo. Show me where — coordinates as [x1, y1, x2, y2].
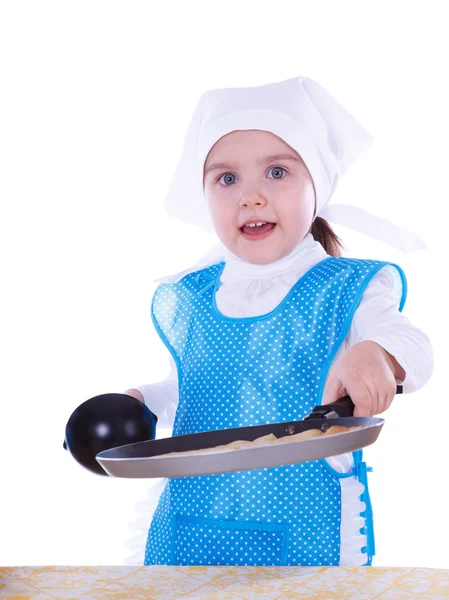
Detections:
[123, 478, 167, 566]
[325, 453, 368, 566]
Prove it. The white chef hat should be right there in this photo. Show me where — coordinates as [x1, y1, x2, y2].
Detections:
[157, 76, 426, 282]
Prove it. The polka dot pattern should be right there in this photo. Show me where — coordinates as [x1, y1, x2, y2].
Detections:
[173, 516, 287, 566]
[144, 257, 400, 566]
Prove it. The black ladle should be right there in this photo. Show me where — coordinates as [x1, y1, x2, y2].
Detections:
[63, 393, 157, 476]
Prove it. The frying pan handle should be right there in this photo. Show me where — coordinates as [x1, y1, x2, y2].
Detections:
[308, 384, 403, 419]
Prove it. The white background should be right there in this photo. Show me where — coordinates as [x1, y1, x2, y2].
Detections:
[1, 1, 447, 568]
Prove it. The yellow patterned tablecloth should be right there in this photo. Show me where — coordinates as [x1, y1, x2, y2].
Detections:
[1, 566, 449, 599]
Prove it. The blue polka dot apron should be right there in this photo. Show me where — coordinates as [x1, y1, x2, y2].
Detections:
[144, 256, 407, 566]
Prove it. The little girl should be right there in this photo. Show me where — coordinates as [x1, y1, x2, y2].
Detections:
[125, 76, 433, 567]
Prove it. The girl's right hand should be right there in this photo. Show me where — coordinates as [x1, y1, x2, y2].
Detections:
[321, 341, 402, 417]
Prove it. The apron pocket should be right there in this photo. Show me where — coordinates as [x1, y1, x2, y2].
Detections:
[172, 514, 289, 566]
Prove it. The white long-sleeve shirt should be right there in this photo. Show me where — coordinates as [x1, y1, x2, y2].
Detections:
[132, 234, 433, 428]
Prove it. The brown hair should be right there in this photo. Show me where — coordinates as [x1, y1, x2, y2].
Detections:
[310, 217, 346, 257]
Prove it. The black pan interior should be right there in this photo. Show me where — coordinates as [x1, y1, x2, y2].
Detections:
[98, 416, 383, 460]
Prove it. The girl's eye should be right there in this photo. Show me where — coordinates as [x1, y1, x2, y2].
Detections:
[217, 167, 287, 186]
[267, 166, 287, 179]
[218, 173, 237, 186]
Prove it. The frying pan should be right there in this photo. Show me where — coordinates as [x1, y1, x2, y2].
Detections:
[96, 385, 402, 479]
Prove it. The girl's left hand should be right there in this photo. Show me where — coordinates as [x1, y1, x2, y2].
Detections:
[322, 340, 405, 417]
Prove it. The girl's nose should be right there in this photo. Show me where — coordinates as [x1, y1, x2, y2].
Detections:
[239, 192, 267, 208]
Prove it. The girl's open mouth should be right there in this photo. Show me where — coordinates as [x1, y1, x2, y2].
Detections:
[240, 222, 276, 241]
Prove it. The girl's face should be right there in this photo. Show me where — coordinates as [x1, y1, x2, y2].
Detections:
[203, 130, 316, 265]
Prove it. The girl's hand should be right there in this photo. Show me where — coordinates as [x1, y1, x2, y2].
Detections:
[125, 388, 145, 403]
[322, 341, 405, 417]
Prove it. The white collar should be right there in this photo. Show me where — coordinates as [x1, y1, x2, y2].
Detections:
[220, 234, 328, 284]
